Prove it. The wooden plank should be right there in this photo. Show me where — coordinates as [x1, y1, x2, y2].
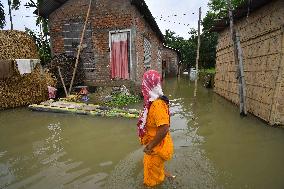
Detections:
[28, 101, 141, 119]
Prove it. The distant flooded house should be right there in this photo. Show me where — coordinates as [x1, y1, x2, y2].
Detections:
[212, 0, 284, 125]
[162, 45, 181, 78]
[39, 0, 165, 86]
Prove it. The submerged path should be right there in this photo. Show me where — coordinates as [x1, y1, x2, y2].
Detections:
[0, 77, 284, 189]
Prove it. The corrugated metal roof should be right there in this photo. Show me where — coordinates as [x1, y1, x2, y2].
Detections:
[211, 0, 277, 32]
[39, 0, 164, 42]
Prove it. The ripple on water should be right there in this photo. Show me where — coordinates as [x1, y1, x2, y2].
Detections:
[5, 159, 108, 189]
[99, 161, 113, 167]
[0, 151, 7, 158]
[105, 143, 221, 189]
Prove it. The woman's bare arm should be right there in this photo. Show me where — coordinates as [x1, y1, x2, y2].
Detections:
[144, 124, 169, 154]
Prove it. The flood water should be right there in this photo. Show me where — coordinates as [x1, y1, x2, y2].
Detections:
[1, 77, 284, 189]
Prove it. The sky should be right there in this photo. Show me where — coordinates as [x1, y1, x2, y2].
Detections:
[3, 0, 209, 39]
[144, 0, 209, 38]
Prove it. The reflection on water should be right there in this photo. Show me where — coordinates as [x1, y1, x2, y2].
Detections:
[0, 110, 138, 189]
[1, 77, 284, 189]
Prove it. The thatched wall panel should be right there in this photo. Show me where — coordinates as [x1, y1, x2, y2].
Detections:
[214, 0, 284, 124]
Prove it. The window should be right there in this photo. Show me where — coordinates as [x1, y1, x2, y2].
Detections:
[144, 38, 151, 69]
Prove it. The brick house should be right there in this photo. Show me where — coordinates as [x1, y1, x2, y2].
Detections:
[162, 45, 181, 78]
[39, 0, 164, 86]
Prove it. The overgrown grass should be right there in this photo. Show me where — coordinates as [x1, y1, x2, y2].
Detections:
[104, 94, 141, 107]
[200, 68, 216, 74]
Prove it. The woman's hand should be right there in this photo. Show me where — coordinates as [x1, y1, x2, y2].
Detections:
[143, 125, 169, 155]
[143, 144, 153, 155]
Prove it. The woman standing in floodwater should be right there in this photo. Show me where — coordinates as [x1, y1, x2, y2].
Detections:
[137, 70, 174, 187]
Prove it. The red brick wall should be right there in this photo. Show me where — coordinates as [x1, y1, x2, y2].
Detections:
[49, 0, 90, 55]
[91, 0, 134, 85]
[48, 0, 163, 86]
[133, 9, 163, 82]
[162, 48, 179, 77]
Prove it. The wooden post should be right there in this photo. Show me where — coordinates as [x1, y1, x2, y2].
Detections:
[57, 66, 68, 97]
[195, 7, 201, 76]
[68, 0, 92, 95]
[227, 0, 247, 115]
[236, 32, 247, 115]
[194, 7, 201, 97]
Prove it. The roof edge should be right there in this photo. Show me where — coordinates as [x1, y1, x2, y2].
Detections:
[38, 0, 165, 42]
[130, 0, 165, 42]
[211, 0, 277, 32]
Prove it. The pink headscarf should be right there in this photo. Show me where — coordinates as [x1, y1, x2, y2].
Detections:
[137, 70, 164, 139]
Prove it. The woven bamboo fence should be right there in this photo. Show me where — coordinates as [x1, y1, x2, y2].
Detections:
[0, 30, 56, 110]
[214, 0, 284, 125]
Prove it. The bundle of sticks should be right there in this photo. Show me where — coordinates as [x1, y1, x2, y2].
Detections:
[0, 30, 39, 60]
[46, 54, 85, 89]
[0, 66, 56, 110]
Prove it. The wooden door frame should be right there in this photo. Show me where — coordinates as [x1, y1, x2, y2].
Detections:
[109, 29, 132, 80]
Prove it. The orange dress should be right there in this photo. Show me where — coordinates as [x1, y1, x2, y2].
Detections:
[141, 99, 174, 187]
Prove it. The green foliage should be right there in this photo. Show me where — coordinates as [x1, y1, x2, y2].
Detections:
[199, 0, 245, 68]
[0, 2, 5, 29]
[11, 0, 21, 10]
[7, 0, 21, 10]
[208, 0, 246, 19]
[105, 94, 141, 107]
[200, 32, 218, 69]
[164, 28, 216, 70]
[25, 0, 49, 37]
[25, 28, 51, 66]
[2, 0, 21, 29]
[24, 0, 51, 65]
[200, 68, 216, 74]
[163, 0, 246, 70]
[164, 29, 196, 68]
[24, 0, 37, 8]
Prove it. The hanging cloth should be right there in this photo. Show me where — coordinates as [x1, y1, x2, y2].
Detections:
[111, 32, 129, 79]
[15, 59, 40, 75]
[48, 86, 57, 99]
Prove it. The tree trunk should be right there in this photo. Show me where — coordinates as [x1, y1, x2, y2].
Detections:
[8, 0, 13, 30]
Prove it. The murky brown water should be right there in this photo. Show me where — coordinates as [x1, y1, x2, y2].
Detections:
[1, 77, 284, 189]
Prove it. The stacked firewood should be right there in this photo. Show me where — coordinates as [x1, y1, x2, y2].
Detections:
[0, 30, 55, 110]
[46, 54, 85, 88]
[0, 66, 56, 110]
[0, 30, 39, 60]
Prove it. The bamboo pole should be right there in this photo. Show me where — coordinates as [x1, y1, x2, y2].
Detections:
[68, 0, 92, 95]
[195, 7, 201, 77]
[57, 66, 68, 97]
[227, 0, 247, 115]
[236, 32, 247, 115]
[194, 7, 201, 98]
